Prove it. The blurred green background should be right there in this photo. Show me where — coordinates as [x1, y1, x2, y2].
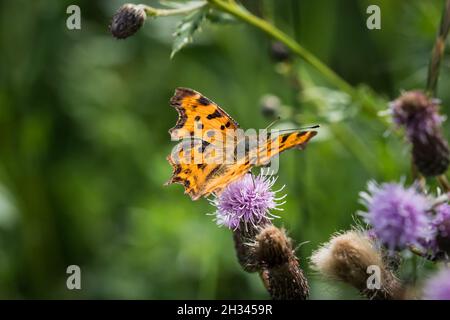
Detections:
[0, 0, 449, 299]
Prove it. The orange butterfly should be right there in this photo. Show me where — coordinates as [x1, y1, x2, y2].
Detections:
[166, 88, 317, 200]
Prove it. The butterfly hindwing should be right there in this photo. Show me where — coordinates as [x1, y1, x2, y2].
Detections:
[195, 131, 317, 198]
[166, 138, 227, 200]
[252, 130, 317, 166]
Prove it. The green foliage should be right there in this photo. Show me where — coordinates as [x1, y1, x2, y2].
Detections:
[171, 5, 209, 58]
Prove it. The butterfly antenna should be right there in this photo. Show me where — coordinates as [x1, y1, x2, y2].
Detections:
[301, 124, 320, 130]
[271, 125, 320, 133]
[265, 116, 281, 130]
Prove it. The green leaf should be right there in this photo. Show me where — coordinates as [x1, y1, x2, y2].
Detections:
[171, 7, 208, 59]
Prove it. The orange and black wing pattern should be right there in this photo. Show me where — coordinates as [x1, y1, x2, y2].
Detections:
[165, 87, 318, 200]
[169, 87, 239, 144]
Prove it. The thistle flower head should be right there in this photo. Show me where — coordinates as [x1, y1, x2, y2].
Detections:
[110, 4, 147, 39]
[359, 181, 431, 251]
[423, 268, 450, 300]
[429, 203, 450, 256]
[390, 90, 443, 142]
[212, 173, 285, 229]
[390, 91, 450, 176]
[434, 203, 450, 237]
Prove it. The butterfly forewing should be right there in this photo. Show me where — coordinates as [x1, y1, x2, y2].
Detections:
[169, 87, 239, 144]
[166, 88, 317, 200]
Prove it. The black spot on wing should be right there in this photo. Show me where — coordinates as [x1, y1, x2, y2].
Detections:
[197, 96, 211, 106]
[197, 163, 207, 170]
[206, 110, 222, 120]
[170, 87, 196, 107]
[281, 134, 289, 143]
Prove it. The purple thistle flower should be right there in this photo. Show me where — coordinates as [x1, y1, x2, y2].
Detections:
[211, 173, 286, 229]
[359, 181, 432, 251]
[389, 91, 449, 176]
[426, 203, 450, 257]
[390, 91, 443, 143]
[423, 268, 450, 300]
[433, 203, 450, 238]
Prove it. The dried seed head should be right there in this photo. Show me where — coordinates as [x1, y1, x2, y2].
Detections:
[110, 4, 147, 39]
[390, 90, 449, 176]
[311, 230, 403, 299]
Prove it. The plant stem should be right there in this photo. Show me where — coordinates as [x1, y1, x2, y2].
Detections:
[143, 1, 207, 17]
[426, 0, 450, 96]
[411, 254, 417, 285]
[207, 0, 378, 115]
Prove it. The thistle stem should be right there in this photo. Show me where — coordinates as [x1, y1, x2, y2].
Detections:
[207, 0, 378, 115]
[143, 1, 207, 17]
[426, 0, 450, 96]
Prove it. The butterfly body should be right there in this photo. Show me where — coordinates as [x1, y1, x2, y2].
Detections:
[166, 88, 317, 200]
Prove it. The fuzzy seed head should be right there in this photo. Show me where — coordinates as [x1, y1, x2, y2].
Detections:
[311, 230, 403, 299]
[311, 231, 383, 290]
